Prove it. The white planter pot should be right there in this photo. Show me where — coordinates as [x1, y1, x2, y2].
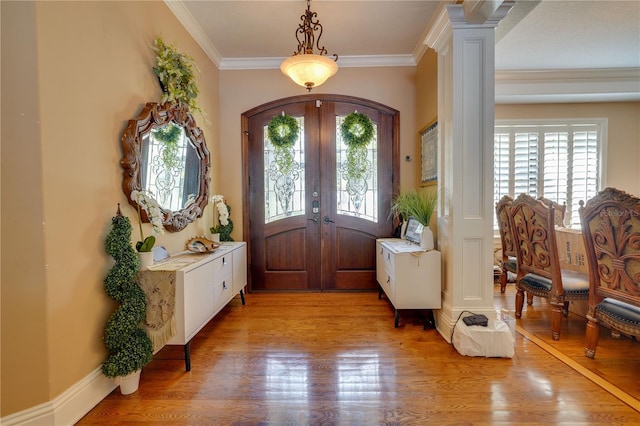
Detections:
[119, 369, 141, 395]
[138, 251, 154, 270]
[420, 227, 434, 251]
[211, 233, 221, 243]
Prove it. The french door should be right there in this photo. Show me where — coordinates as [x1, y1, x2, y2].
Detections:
[242, 95, 399, 291]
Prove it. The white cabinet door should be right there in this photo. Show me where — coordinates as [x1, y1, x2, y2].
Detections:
[183, 260, 216, 341]
[213, 255, 234, 312]
[232, 244, 247, 294]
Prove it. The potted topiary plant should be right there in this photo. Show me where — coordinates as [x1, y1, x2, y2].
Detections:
[102, 205, 153, 394]
[389, 189, 437, 249]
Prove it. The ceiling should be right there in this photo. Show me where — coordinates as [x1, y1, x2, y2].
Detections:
[168, 0, 640, 103]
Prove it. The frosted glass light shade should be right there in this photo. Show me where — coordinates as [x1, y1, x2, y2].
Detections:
[280, 54, 338, 91]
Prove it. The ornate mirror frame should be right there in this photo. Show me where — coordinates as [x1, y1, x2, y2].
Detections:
[121, 101, 210, 232]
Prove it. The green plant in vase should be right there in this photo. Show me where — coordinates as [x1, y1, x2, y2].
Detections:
[389, 189, 437, 226]
[389, 189, 437, 246]
[101, 205, 153, 384]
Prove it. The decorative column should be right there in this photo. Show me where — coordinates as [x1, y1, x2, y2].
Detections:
[425, 2, 514, 342]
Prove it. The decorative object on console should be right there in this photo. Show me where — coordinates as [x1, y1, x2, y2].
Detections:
[186, 236, 221, 253]
[210, 194, 234, 242]
[138, 251, 154, 270]
[280, 0, 338, 91]
[389, 190, 437, 250]
[101, 205, 153, 394]
[152, 36, 202, 116]
[130, 189, 164, 253]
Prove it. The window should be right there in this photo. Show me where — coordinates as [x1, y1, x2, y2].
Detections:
[494, 119, 606, 228]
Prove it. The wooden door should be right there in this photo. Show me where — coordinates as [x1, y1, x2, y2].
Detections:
[242, 95, 398, 291]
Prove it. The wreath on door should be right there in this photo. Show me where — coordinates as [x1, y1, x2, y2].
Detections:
[267, 114, 299, 175]
[341, 112, 374, 181]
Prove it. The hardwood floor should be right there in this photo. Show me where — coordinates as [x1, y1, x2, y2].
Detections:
[78, 286, 640, 425]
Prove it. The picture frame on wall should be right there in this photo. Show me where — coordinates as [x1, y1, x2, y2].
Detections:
[420, 119, 438, 186]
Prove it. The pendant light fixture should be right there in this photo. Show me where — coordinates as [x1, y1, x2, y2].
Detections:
[280, 0, 338, 91]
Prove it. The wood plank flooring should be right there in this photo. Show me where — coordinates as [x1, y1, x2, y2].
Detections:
[78, 286, 640, 425]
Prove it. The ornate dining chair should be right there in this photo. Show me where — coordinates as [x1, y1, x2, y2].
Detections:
[538, 197, 567, 227]
[579, 187, 640, 358]
[496, 195, 516, 293]
[510, 193, 590, 340]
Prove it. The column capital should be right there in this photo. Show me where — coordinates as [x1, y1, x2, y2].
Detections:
[425, 2, 515, 51]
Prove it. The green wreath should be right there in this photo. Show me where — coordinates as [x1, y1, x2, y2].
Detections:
[268, 114, 299, 148]
[341, 112, 374, 148]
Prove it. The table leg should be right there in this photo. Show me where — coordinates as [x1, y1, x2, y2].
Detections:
[184, 342, 191, 371]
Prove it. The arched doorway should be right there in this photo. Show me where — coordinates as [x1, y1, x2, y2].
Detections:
[242, 95, 399, 291]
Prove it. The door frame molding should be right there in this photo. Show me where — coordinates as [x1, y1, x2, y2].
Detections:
[241, 94, 400, 291]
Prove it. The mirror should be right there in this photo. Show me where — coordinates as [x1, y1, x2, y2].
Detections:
[121, 101, 210, 232]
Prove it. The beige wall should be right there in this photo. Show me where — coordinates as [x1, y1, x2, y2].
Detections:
[495, 102, 640, 195]
[219, 66, 420, 241]
[1, 1, 49, 411]
[416, 49, 439, 152]
[1, 1, 219, 416]
[415, 48, 439, 237]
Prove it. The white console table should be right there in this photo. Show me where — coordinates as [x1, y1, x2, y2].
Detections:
[145, 242, 247, 370]
[376, 239, 441, 328]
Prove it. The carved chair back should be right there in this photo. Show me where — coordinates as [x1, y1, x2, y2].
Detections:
[538, 197, 567, 227]
[579, 187, 640, 357]
[496, 195, 516, 293]
[510, 193, 561, 286]
[510, 193, 590, 340]
[496, 195, 516, 259]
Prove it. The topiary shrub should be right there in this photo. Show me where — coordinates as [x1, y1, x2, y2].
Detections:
[102, 205, 153, 378]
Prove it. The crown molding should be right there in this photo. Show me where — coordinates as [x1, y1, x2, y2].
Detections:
[495, 68, 640, 103]
[220, 55, 416, 70]
[164, 0, 222, 67]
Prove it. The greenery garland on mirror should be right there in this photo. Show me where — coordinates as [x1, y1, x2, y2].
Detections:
[267, 114, 299, 175]
[341, 112, 374, 181]
[152, 36, 202, 116]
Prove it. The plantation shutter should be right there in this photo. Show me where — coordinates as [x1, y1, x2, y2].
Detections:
[513, 131, 539, 197]
[568, 127, 600, 226]
[493, 121, 603, 229]
[493, 133, 510, 228]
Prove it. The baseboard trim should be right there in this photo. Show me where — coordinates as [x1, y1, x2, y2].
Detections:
[1, 368, 117, 426]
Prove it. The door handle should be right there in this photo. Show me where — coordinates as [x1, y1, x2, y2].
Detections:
[309, 216, 319, 224]
[323, 215, 335, 224]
